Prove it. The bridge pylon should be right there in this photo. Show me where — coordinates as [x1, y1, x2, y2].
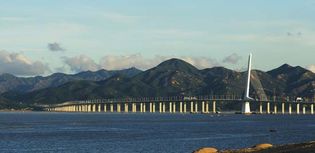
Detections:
[241, 53, 253, 114]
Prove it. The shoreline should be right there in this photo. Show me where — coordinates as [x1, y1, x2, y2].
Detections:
[194, 141, 315, 153]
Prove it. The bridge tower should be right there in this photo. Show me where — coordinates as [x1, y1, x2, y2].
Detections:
[242, 53, 253, 114]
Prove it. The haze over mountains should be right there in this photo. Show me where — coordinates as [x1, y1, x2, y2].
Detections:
[1, 58, 315, 108]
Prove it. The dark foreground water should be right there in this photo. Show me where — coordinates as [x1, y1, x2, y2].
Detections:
[1, 112, 315, 153]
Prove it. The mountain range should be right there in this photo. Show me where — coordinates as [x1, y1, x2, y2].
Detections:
[1, 58, 315, 109]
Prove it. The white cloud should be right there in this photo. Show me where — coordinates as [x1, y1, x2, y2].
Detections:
[306, 65, 315, 73]
[222, 53, 242, 64]
[62, 54, 221, 72]
[0, 50, 50, 76]
[63, 55, 100, 72]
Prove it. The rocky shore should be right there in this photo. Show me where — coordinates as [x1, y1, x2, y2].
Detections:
[193, 141, 315, 153]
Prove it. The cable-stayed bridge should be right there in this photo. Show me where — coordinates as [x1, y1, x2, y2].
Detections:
[43, 54, 315, 115]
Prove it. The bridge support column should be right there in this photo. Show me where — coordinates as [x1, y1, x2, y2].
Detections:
[274, 104, 277, 114]
[289, 104, 292, 114]
[149, 103, 152, 113]
[282, 103, 285, 114]
[213, 101, 216, 113]
[202, 101, 205, 113]
[169, 102, 173, 113]
[132, 103, 136, 112]
[98, 104, 101, 112]
[184, 102, 187, 113]
[205, 102, 209, 113]
[152, 103, 155, 113]
[93, 104, 97, 112]
[267, 102, 270, 114]
[159, 102, 162, 113]
[179, 102, 183, 113]
[163, 103, 166, 113]
[296, 103, 300, 114]
[303, 105, 306, 114]
[173, 102, 176, 113]
[88, 105, 92, 112]
[311, 104, 314, 115]
[125, 103, 128, 113]
[190, 102, 194, 113]
[143, 103, 146, 113]
[259, 102, 263, 114]
[241, 101, 250, 114]
[195, 102, 198, 113]
[140, 103, 143, 112]
[104, 104, 107, 112]
[110, 104, 114, 112]
[117, 104, 121, 113]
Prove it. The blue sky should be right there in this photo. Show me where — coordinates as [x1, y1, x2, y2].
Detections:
[1, 0, 315, 76]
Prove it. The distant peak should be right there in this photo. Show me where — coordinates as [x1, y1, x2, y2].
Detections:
[279, 63, 293, 69]
[157, 58, 193, 67]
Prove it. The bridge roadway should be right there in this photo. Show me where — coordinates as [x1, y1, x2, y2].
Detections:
[44, 96, 315, 115]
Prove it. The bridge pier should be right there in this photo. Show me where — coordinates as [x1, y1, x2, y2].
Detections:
[205, 102, 209, 113]
[143, 103, 146, 113]
[184, 102, 187, 113]
[163, 102, 166, 113]
[289, 104, 292, 114]
[140, 103, 143, 112]
[92, 104, 96, 112]
[195, 102, 198, 113]
[125, 103, 128, 113]
[88, 104, 92, 112]
[296, 103, 300, 114]
[274, 104, 277, 114]
[267, 102, 270, 114]
[190, 102, 194, 113]
[213, 101, 216, 113]
[303, 105, 306, 114]
[149, 103, 152, 113]
[202, 101, 205, 113]
[179, 102, 183, 113]
[159, 102, 162, 113]
[259, 102, 263, 114]
[311, 104, 314, 115]
[173, 102, 176, 113]
[169, 102, 173, 113]
[241, 101, 250, 114]
[282, 103, 285, 114]
[132, 103, 136, 112]
[110, 104, 114, 112]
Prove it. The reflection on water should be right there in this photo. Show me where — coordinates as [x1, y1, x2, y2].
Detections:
[0, 112, 315, 153]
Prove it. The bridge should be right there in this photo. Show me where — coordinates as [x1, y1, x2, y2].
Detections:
[44, 95, 315, 115]
[44, 54, 315, 115]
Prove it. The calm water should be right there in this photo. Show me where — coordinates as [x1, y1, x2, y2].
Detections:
[1, 112, 315, 153]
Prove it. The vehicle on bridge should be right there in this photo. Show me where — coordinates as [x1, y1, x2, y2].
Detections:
[296, 97, 303, 102]
[183, 96, 197, 100]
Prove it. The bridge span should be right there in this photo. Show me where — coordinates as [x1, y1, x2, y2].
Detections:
[44, 96, 315, 115]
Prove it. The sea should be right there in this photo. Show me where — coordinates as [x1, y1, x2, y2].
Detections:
[0, 112, 315, 153]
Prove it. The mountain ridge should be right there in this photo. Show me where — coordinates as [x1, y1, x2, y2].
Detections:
[1, 58, 315, 108]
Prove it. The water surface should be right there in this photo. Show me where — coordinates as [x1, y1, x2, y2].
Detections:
[0, 112, 315, 153]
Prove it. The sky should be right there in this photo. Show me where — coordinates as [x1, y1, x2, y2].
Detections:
[1, 0, 315, 76]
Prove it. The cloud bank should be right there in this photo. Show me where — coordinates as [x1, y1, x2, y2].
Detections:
[307, 65, 315, 73]
[222, 53, 242, 64]
[62, 53, 222, 73]
[0, 50, 50, 76]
